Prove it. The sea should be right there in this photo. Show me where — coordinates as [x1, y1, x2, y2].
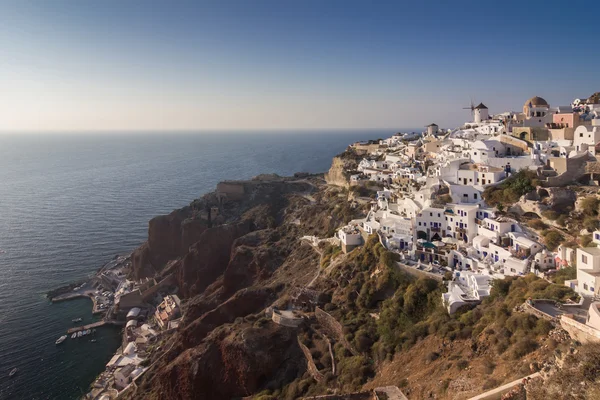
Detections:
[0, 130, 403, 400]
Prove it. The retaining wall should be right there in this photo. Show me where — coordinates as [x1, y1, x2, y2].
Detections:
[396, 262, 443, 282]
[560, 315, 600, 343]
[297, 337, 325, 382]
[315, 307, 357, 355]
[272, 309, 304, 327]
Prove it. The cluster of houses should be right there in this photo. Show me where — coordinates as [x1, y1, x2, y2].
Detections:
[336, 94, 600, 314]
[87, 281, 182, 400]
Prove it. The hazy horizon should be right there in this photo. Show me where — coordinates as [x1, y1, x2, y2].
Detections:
[1, 0, 599, 131]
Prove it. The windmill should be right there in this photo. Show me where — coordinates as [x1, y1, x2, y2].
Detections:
[462, 98, 475, 119]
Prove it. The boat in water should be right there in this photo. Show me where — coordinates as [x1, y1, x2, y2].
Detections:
[85, 329, 91, 335]
[77, 331, 83, 337]
[90, 339, 97, 343]
[9, 368, 17, 377]
[71, 333, 77, 339]
[72, 317, 82, 323]
[55, 335, 67, 345]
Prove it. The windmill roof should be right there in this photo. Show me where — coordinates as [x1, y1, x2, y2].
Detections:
[474, 103, 488, 109]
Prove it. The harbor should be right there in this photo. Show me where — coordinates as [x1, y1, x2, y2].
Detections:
[67, 320, 124, 335]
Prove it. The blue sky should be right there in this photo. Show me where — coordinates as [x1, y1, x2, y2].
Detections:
[0, 0, 598, 131]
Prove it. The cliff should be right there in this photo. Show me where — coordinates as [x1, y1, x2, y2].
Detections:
[123, 172, 597, 400]
[325, 156, 351, 187]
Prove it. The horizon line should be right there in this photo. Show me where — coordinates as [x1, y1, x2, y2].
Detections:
[0, 127, 426, 134]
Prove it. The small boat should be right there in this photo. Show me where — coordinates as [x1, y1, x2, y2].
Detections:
[55, 335, 67, 345]
[72, 318, 82, 323]
[77, 331, 83, 337]
[90, 339, 97, 343]
[71, 333, 77, 339]
[81, 330, 87, 336]
[9, 368, 17, 377]
[86, 329, 91, 335]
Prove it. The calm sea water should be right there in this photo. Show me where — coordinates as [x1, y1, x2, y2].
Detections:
[0, 130, 397, 400]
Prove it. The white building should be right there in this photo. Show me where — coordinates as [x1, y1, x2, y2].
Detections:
[415, 207, 446, 241]
[565, 247, 600, 296]
[473, 103, 489, 123]
[443, 203, 479, 243]
[456, 163, 506, 187]
[573, 126, 600, 155]
[338, 225, 363, 253]
[442, 270, 494, 314]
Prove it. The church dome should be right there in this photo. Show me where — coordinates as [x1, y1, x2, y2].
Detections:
[523, 96, 549, 115]
[524, 96, 549, 108]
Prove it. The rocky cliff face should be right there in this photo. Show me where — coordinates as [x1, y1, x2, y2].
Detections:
[325, 156, 351, 187]
[125, 176, 342, 400]
[131, 207, 209, 279]
[140, 322, 303, 400]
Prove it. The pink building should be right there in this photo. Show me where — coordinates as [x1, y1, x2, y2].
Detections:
[552, 112, 580, 128]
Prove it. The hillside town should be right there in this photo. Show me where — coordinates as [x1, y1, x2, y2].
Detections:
[333, 94, 600, 316]
[74, 92, 600, 400]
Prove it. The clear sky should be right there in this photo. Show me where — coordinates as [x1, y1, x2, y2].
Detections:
[1, 0, 598, 131]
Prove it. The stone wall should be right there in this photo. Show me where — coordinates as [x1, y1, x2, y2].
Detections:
[297, 336, 325, 382]
[396, 262, 443, 282]
[499, 134, 530, 152]
[560, 315, 600, 343]
[522, 302, 558, 323]
[141, 273, 176, 302]
[301, 392, 376, 400]
[543, 152, 596, 187]
[272, 309, 304, 328]
[216, 182, 246, 201]
[315, 307, 357, 355]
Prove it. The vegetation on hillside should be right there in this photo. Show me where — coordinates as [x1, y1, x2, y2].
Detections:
[272, 237, 578, 399]
[483, 170, 539, 207]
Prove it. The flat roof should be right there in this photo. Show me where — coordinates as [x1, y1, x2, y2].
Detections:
[581, 247, 600, 256]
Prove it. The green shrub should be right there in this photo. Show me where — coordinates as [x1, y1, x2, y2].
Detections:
[544, 230, 564, 251]
[581, 197, 600, 216]
[509, 337, 538, 359]
[552, 267, 576, 284]
[584, 217, 599, 232]
[556, 214, 568, 227]
[542, 210, 559, 220]
[529, 219, 547, 230]
[582, 234, 595, 247]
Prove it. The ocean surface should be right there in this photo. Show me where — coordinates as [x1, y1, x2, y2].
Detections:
[0, 130, 399, 400]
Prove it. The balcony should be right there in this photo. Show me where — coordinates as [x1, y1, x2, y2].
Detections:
[430, 226, 441, 232]
[456, 227, 466, 233]
[475, 218, 484, 226]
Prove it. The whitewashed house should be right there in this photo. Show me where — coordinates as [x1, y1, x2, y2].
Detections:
[565, 247, 600, 296]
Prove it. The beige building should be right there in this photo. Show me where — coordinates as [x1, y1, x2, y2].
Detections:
[155, 295, 181, 329]
[511, 126, 550, 142]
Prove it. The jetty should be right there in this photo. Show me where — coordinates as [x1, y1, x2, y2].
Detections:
[67, 320, 124, 334]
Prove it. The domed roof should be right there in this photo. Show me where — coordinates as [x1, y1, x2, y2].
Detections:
[524, 96, 549, 108]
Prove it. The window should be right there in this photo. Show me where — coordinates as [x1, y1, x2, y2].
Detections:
[438, 213, 441, 217]
[430, 212, 432, 216]
[582, 254, 588, 264]
[463, 194, 468, 198]
[584, 283, 589, 290]
[580, 133, 584, 137]
[474, 194, 478, 199]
